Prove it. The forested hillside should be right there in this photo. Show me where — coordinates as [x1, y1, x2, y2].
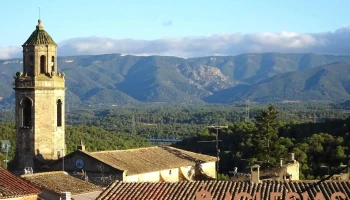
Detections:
[1, 104, 350, 179]
[2, 53, 350, 108]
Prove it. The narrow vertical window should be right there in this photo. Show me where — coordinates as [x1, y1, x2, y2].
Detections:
[51, 56, 55, 72]
[40, 55, 46, 74]
[23, 56, 26, 74]
[57, 99, 62, 127]
[22, 98, 32, 127]
[29, 55, 34, 76]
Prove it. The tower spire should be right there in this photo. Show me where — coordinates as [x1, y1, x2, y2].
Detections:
[36, 7, 44, 30]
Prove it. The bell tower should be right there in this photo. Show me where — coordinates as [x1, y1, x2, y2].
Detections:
[10, 19, 66, 172]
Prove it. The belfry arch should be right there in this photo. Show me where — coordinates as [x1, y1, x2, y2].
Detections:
[20, 97, 33, 127]
[40, 55, 46, 74]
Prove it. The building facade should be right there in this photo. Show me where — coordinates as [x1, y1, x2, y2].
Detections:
[9, 19, 66, 173]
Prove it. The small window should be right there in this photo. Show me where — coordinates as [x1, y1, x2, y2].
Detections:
[57, 151, 61, 159]
[51, 56, 55, 72]
[29, 55, 34, 66]
[169, 170, 172, 175]
[252, 167, 258, 172]
[57, 99, 62, 126]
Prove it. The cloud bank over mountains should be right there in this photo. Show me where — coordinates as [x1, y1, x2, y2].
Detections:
[2, 26, 350, 59]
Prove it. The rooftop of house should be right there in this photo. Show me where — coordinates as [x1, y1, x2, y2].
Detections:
[21, 171, 103, 195]
[0, 167, 40, 199]
[96, 180, 350, 200]
[79, 146, 217, 175]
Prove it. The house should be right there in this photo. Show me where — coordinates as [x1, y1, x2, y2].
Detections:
[44, 145, 217, 186]
[21, 171, 103, 200]
[231, 153, 300, 182]
[0, 167, 40, 200]
[259, 153, 300, 181]
[96, 180, 350, 200]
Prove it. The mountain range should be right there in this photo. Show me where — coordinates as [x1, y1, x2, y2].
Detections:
[1, 52, 350, 108]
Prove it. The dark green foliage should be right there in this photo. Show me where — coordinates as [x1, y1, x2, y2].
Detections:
[64, 126, 152, 153]
[173, 105, 350, 180]
[0, 122, 16, 167]
[0, 123, 152, 168]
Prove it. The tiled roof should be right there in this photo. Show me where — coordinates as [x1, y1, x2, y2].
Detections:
[21, 171, 102, 195]
[97, 180, 350, 200]
[23, 20, 56, 45]
[0, 167, 40, 198]
[85, 146, 217, 175]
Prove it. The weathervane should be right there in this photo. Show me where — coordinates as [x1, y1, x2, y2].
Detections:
[39, 7, 41, 19]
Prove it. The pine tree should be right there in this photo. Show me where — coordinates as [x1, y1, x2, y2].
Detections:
[252, 104, 280, 165]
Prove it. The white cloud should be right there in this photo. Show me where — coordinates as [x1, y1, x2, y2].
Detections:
[0, 46, 21, 59]
[2, 26, 350, 59]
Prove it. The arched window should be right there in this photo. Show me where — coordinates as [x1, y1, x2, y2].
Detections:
[51, 56, 55, 72]
[57, 99, 62, 127]
[22, 98, 32, 127]
[40, 55, 46, 74]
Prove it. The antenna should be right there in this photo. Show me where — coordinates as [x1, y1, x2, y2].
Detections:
[198, 125, 228, 175]
[39, 7, 41, 19]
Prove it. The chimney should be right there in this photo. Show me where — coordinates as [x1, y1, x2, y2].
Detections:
[61, 192, 71, 200]
[280, 159, 283, 167]
[250, 164, 261, 183]
[289, 153, 295, 162]
[77, 140, 86, 151]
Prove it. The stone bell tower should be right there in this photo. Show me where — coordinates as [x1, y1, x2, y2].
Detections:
[9, 19, 66, 172]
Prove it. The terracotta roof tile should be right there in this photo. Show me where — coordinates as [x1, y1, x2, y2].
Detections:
[0, 167, 40, 198]
[97, 180, 350, 200]
[85, 146, 216, 175]
[21, 171, 102, 195]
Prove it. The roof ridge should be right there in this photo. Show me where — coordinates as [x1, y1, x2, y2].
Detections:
[90, 146, 159, 154]
[161, 146, 217, 159]
[21, 171, 66, 177]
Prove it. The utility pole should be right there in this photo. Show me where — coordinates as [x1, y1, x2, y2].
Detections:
[198, 126, 228, 175]
[1, 140, 10, 169]
[57, 144, 66, 171]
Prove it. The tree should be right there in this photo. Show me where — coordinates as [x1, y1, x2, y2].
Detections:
[252, 104, 282, 165]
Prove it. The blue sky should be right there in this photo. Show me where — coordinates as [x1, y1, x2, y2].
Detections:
[1, 0, 350, 58]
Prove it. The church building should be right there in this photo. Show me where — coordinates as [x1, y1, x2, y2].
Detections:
[9, 19, 66, 174]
